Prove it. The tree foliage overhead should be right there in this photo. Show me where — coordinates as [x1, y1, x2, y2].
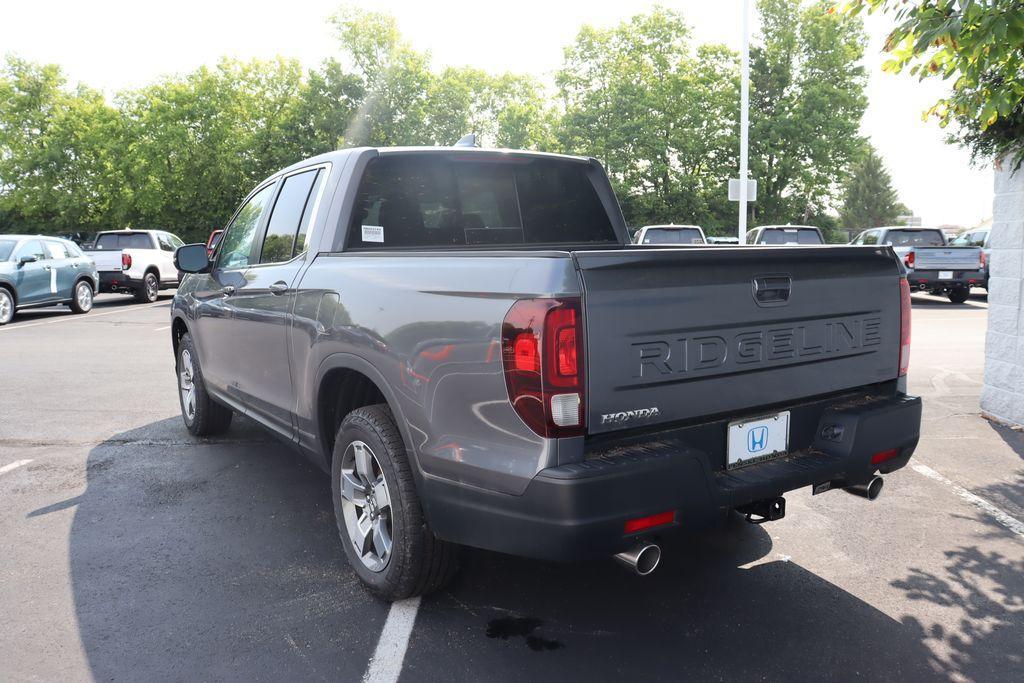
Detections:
[842, 0, 1024, 168]
[1, 3, 874, 241]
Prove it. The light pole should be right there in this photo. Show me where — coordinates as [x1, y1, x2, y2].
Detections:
[738, 0, 750, 245]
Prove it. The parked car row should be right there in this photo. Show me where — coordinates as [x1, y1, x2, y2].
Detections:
[630, 222, 985, 304]
[0, 228, 190, 325]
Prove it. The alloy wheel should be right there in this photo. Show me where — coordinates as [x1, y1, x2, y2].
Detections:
[179, 349, 196, 421]
[0, 290, 12, 324]
[339, 440, 393, 572]
[77, 283, 93, 311]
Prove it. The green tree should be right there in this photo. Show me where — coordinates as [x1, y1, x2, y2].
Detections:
[556, 8, 740, 229]
[0, 57, 126, 233]
[839, 146, 908, 230]
[843, 0, 1024, 168]
[750, 0, 869, 225]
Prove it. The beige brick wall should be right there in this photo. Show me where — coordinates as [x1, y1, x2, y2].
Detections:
[981, 162, 1024, 425]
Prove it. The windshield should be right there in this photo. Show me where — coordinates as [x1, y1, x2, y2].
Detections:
[95, 232, 153, 250]
[0, 240, 16, 261]
[640, 228, 704, 244]
[759, 228, 823, 245]
[883, 229, 945, 247]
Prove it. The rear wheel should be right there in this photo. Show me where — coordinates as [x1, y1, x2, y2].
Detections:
[69, 280, 93, 314]
[136, 271, 159, 303]
[0, 288, 14, 325]
[177, 332, 233, 436]
[331, 404, 458, 601]
[948, 287, 969, 304]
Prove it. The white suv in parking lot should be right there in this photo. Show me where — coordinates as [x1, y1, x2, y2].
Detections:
[84, 230, 184, 302]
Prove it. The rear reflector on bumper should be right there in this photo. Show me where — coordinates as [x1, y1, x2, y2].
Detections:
[624, 510, 676, 534]
[871, 448, 900, 465]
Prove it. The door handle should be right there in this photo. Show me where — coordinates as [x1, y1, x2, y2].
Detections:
[269, 281, 289, 295]
[220, 285, 235, 296]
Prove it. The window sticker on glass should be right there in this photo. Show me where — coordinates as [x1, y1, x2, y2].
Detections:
[362, 225, 384, 243]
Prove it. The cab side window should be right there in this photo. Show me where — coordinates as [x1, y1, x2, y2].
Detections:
[157, 233, 176, 252]
[218, 183, 276, 270]
[862, 231, 879, 245]
[258, 169, 322, 264]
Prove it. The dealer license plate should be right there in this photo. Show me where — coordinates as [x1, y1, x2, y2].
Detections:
[727, 411, 790, 469]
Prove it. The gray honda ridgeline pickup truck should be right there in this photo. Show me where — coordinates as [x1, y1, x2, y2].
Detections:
[170, 146, 921, 600]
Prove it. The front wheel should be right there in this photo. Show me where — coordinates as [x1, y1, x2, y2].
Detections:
[0, 288, 14, 325]
[136, 272, 159, 303]
[176, 333, 233, 436]
[948, 287, 969, 304]
[69, 280, 93, 314]
[331, 405, 458, 601]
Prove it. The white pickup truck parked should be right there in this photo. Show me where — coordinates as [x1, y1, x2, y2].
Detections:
[85, 230, 184, 302]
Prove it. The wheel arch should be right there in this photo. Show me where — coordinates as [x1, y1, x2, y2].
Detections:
[171, 314, 189, 358]
[0, 280, 16, 306]
[314, 354, 416, 474]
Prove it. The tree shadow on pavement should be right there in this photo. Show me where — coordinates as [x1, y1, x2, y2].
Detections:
[892, 543, 1023, 682]
[66, 417, 383, 682]
[404, 517, 943, 682]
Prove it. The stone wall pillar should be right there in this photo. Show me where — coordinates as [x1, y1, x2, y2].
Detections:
[981, 161, 1024, 426]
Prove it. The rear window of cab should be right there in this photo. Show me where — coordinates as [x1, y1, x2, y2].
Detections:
[346, 155, 617, 249]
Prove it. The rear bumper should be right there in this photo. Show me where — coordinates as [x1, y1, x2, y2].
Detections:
[907, 269, 984, 289]
[422, 391, 921, 561]
[97, 271, 139, 293]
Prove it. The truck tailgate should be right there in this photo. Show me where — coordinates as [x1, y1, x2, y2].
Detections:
[574, 246, 902, 435]
[85, 249, 123, 272]
[913, 247, 980, 270]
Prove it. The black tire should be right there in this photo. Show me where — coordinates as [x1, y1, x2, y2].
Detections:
[0, 287, 14, 325]
[948, 287, 969, 304]
[69, 279, 94, 314]
[176, 332, 233, 436]
[331, 404, 458, 601]
[136, 271, 159, 303]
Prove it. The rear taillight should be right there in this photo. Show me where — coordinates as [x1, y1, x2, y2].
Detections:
[980, 250, 986, 269]
[904, 251, 915, 268]
[899, 279, 911, 376]
[121, 252, 132, 270]
[502, 298, 585, 437]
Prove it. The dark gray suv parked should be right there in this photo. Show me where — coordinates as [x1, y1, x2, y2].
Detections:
[170, 147, 921, 600]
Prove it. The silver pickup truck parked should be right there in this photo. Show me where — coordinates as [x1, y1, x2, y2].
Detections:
[170, 147, 922, 600]
[850, 227, 984, 303]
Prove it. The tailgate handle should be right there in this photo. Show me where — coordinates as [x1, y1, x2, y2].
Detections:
[752, 275, 791, 307]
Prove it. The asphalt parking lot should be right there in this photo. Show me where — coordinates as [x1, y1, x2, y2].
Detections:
[1, 290, 1021, 682]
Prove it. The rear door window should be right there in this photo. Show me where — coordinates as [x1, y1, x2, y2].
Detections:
[346, 155, 616, 249]
[45, 241, 70, 259]
[259, 168, 321, 263]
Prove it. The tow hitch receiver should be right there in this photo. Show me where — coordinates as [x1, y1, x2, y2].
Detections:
[737, 497, 786, 524]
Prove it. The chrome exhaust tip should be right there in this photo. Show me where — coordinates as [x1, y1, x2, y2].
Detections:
[613, 542, 661, 576]
[845, 475, 884, 501]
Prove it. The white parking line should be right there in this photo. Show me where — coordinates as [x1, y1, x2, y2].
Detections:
[0, 301, 168, 332]
[912, 463, 1024, 538]
[363, 597, 421, 683]
[0, 459, 33, 476]
[154, 325, 171, 331]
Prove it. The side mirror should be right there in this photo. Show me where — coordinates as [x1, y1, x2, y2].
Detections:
[18, 254, 38, 266]
[174, 244, 211, 274]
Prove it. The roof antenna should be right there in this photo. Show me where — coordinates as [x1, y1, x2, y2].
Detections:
[453, 133, 478, 148]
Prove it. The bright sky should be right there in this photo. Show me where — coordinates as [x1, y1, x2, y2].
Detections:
[1, 0, 993, 227]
